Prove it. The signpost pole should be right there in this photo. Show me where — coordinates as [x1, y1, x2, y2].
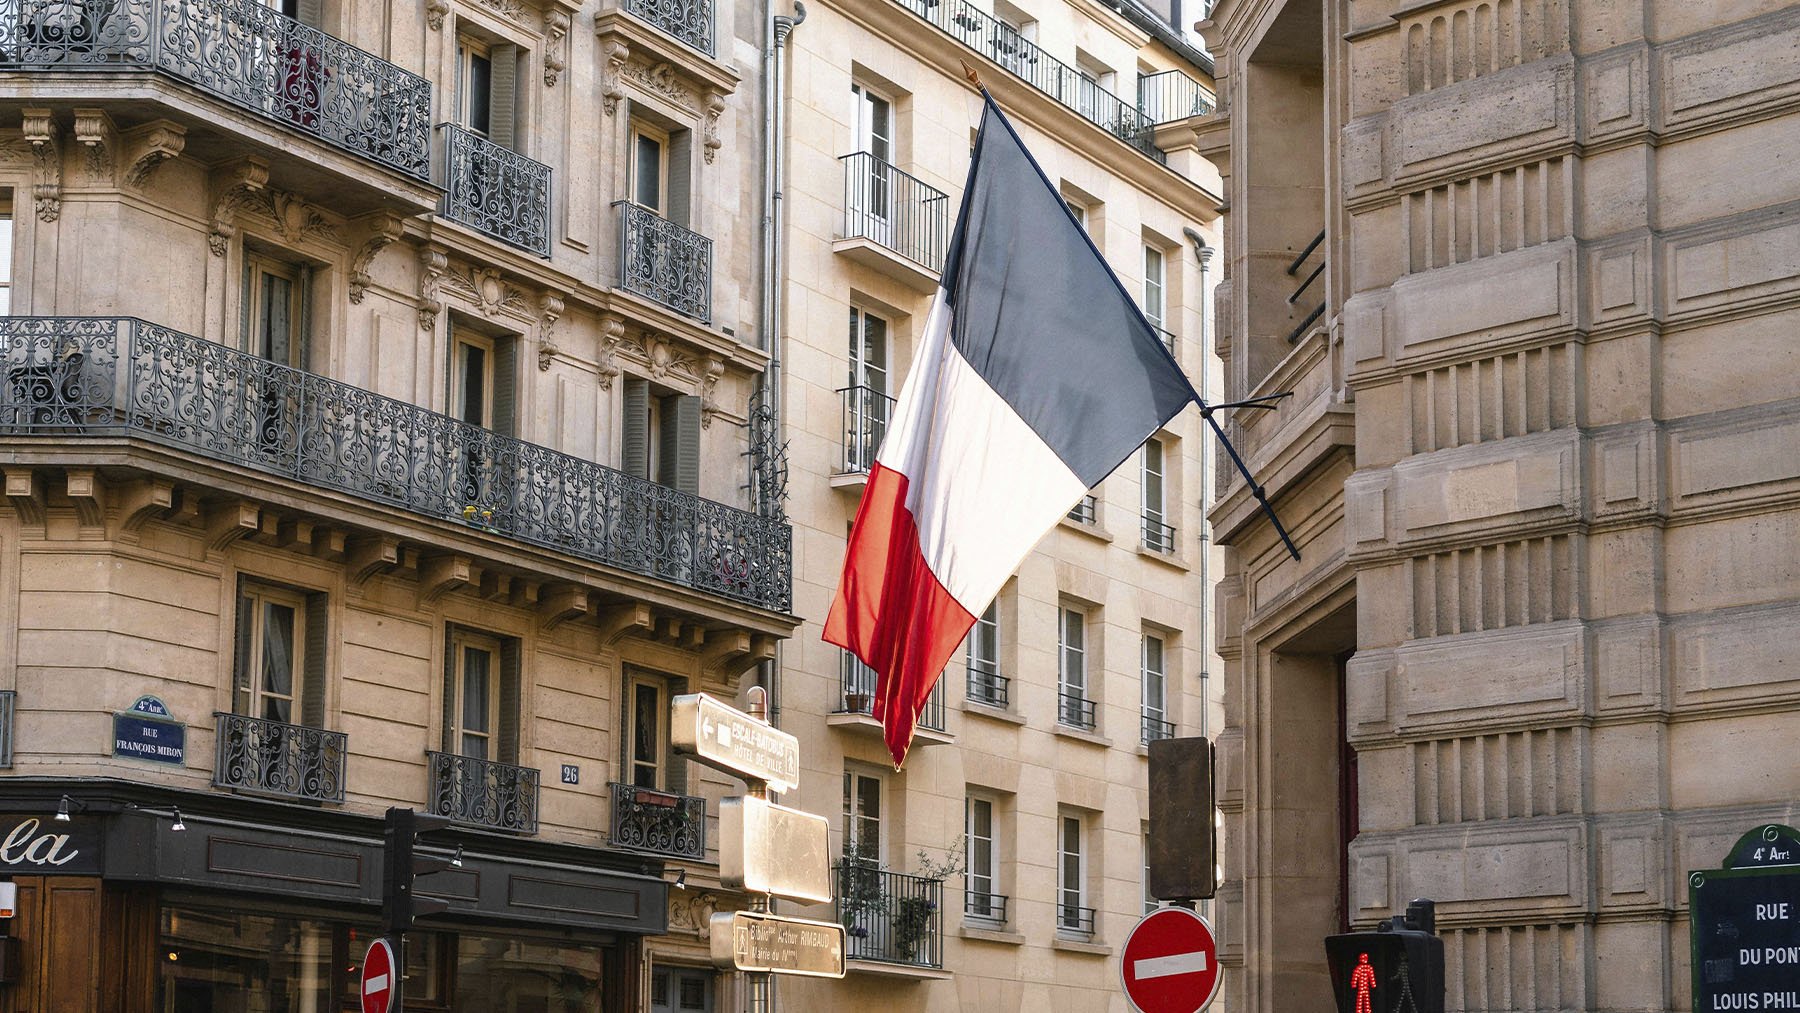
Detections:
[745, 686, 773, 1013]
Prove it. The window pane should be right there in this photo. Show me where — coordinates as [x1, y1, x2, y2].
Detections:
[467, 53, 492, 135]
[461, 646, 490, 734]
[635, 134, 663, 210]
[457, 342, 487, 426]
[456, 934, 602, 1010]
[633, 682, 660, 788]
[260, 601, 296, 722]
[260, 272, 293, 365]
[160, 905, 333, 1013]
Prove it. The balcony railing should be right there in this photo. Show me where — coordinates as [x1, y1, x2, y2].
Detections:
[1152, 324, 1177, 356]
[0, 317, 791, 612]
[427, 751, 540, 834]
[616, 202, 712, 323]
[1057, 691, 1096, 730]
[439, 123, 552, 258]
[966, 661, 1008, 708]
[1287, 228, 1327, 345]
[1143, 514, 1176, 554]
[609, 782, 707, 860]
[622, 0, 714, 56]
[213, 712, 347, 804]
[838, 384, 893, 476]
[1141, 712, 1175, 744]
[1057, 903, 1097, 936]
[836, 863, 944, 968]
[0, 0, 432, 179]
[963, 889, 1008, 926]
[839, 652, 945, 732]
[891, 0, 1165, 163]
[1138, 68, 1217, 125]
[1067, 493, 1097, 524]
[840, 152, 951, 272]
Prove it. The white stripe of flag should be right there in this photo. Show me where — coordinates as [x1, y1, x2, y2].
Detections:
[364, 973, 389, 994]
[1134, 950, 1209, 980]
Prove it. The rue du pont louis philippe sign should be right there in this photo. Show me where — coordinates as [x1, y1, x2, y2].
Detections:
[1692, 824, 1800, 1011]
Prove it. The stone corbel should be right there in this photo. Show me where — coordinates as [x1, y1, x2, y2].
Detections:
[477, 569, 513, 601]
[72, 108, 115, 180]
[347, 535, 401, 587]
[312, 527, 348, 561]
[601, 39, 630, 115]
[659, 616, 704, 649]
[275, 518, 315, 552]
[426, 0, 449, 30]
[538, 290, 566, 370]
[4, 469, 43, 527]
[538, 584, 590, 631]
[597, 314, 625, 388]
[702, 90, 725, 164]
[207, 157, 272, 257]
[64, 469, 105, 529]
[417, 243, 449, 331]
[117, 477, 175, 538]
[21, 109, 60, 223]
[419, 554, 473, 606]
[702, 631, 776, 684]
[596, 602, 653, 645]
[544, 9, 570, 86]
[205, 500, 261, 553]
[349, 212, 406, 303]
[699, 356, 724, 429]
[120, 120, 186, 189]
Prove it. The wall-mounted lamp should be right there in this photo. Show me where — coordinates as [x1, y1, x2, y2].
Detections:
[170, 807, 186, 833]
[671, 868, 688, 891]
[450, 845, 465, 869]
[54, 795, 86, 822]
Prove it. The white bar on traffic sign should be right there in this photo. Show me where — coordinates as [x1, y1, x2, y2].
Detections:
[1134, 950, 1209, 979]
[364, 974, 388, 993]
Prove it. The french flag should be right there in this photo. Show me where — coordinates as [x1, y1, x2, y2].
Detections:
[824, 95, 1198, 768]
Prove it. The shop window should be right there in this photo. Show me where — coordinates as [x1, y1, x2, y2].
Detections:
[454, 933, 603, 1008]
[160, 903, 335, 1012]
[621, 377, 702, 495]
[442, 626, 521, 765]
[233, 579, 327, 728]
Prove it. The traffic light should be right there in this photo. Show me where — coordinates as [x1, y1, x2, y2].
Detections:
[381, 807, 456, 935]
[1324, 898, 1445, 1013]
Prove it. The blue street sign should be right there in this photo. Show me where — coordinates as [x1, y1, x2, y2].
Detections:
[114, 696, 184, 765]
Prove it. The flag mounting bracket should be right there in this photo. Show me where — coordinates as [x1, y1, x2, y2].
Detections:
[1197, 391, 1292, 418]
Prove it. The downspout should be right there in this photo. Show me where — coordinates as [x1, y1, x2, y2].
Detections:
[1183, 227, 1213, 743]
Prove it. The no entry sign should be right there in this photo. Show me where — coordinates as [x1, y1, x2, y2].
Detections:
[1121, 907, 1222, 1013]
[361, 937, 396, 1013]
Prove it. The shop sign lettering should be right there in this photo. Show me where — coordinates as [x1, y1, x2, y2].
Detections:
[0, 816, 101, 874]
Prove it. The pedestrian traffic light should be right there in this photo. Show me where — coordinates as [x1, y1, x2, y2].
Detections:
[1324, 898, 1444, 1013]
[381, 807, 456, 935]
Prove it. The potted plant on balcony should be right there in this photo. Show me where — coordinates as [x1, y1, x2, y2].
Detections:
[891, 838, 964, 962]
[838, 841, 888, 947]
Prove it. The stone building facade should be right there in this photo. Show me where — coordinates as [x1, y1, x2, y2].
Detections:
[1195, 0, 1800, 1010]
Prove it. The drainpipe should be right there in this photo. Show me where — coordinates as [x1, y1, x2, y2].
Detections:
[1183, 227, 1212, 742]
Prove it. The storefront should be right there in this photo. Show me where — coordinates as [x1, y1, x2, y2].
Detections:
[0, 781, 669, 1012]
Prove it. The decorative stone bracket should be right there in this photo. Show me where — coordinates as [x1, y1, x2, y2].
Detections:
[72, 108, 115, 181]
[349, 213, 407, 303]
[544, 8, 570, 86]
[207, 158, 271, 257]
[538, 289, 567, 370]
[120, 119, 187, 189]
[20, 108, 60, 223]
[417, 243, 449, 331]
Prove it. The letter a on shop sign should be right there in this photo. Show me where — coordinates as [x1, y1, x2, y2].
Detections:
[824, 91, 1298, 769]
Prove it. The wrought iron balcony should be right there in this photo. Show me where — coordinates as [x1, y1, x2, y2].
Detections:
[839, 651, 945, 732]
[840, 152, 951, 272]
[1057, 691, 1096, 730]
[1138, 68, 1217, 125]
[0, 317, 791, 612]
[838, 384, 893, 476]
[966, 661, 1008, 708]
[427, 751, 539, 834]
[0, 0, 432, 180]
[963, 889, 1008, 926]
[836, 863, 944, 968]
[622, 0, 714, 56]
[1067, 493, 1098, 525]
[1141, 712, 1175, 744]
[891, 0, 1165, 164]
[609, 782, 706, 860]
[1143, 514, 1176, 554]
[213, 711, 347, 804]
[616, 201, 712, 322]
[439, 123, 552, 258]
[1057, 903, 1097, 936]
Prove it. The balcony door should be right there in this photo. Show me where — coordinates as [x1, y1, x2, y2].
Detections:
[230, 579, 327, 796]
[235, 583, 308, 725]
[845, 308, 889, 473]
[849, 84, 892, 241]
[448, 631, 500, 760]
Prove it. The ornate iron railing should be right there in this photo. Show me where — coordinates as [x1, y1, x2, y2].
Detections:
[0, 317, 791, 611]
[1057, 691, 1096, 730]
[615, 201, 711, 322]
[439, 123, 551, 258]
[890, 0, 1165, 163]
[621, 0, 714, 56]
[963, 889, 1007, 925]
[0, 690, 13, 768]
[0, 0, 432, 179]
[966, 661, 1008, 708]
[840, 152, 951, 272]
[608, 782, 706, 860]
[1138, 68, 1216, 125]
[839, 651, 945, 732]
[1141, 712, 1175, 744]
[1067, 493, 1098, 524]
[427, 751, 539, 834]
[835, 863, 943, 968]
[1057, 903, 1096, 936]
[1143, 514, 1176, 554]
[213, 711, 347, 803]
[838, 384, 892, 476]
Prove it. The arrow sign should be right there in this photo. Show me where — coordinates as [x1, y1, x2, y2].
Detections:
[361, 938, 396, 1013]
[1121, 907, 1222, 1013]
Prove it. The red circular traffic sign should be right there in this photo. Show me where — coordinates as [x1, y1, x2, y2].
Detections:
[361, 938, 396, 1013]
[1121, 907, 1222, 1013]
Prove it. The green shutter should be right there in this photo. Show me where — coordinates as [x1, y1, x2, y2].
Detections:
[231, 576, 253, 716]
[672, 394, 701, 496]
[302, 592, 327, 728]
[298, 265, 315, 373]
[498, 638, 522, 765]
[489, 43, 519, 152]
[239, 263, 253, 354]
[441, 626, 457, 753]
[622, 378, 650, 479]
[492, 337, 518, 437]
[665, 677, 687, 796]
[667, 130, 692, 228]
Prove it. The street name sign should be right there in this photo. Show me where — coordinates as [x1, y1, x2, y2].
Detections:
[1691, 823, 1800, 1012]
[721, 795, 832, 903]
[361, 937, 395, 1013]
[709, 911, 846, 978]
[1121, 907, 1222, 1013]
[671, 693, 800, 793]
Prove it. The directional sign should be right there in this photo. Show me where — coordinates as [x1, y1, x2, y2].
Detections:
[1121, 907, 1222, 1013]
[721, 796, 832, 903]
[709, 911, 846, 978]
[361, 938, 395, 1013]
[671, 693, 800, 793]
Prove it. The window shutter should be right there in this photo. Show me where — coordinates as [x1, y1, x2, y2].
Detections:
[489, 44, 519, 152]
[302, 592, 328, 728]
[622, 378, 650, 479]
[492, 337, 518, 437]
[671, 394, 701, 496]
[441, 626, 457, 753]
[294, 0, 322, 26]
[231, 577, 253, 716]
[239, 263, 253, 354]
[667, 130, 692, 228]
[298, 265, 315, 374]
[665, 676, 688, 796]
[498, 638, 522, 765]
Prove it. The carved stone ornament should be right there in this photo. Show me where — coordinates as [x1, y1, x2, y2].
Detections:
[470, 0, 528, 26]
[602, 39, 629, 115]
[72, 108, 115, 180]
[640, 333, 694, 381]
[699, 355, 724, 428]
[348, 213, 407, 303]
[20, 109, 60, 223]
[121, 120, 186, 189]
[544, 9, 570, 86]
[441, 264, 530, 318]
[597, 315, 625, 388]
[265, 191, 342, 245]
[537, 290, 566, 370]
[425, 0, 449, 30]
[207, 158, 272, 257]
[702, 91, 725, 164]
[667, 890, 718, 935]
[625, 61, 696, 111]
[418, 243, 449, 331]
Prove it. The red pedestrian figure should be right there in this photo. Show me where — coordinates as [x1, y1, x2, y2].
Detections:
[1351, 952, 1377, 1013]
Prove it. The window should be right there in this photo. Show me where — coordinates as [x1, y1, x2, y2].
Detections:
[965, 600, 1003, 706]
[441, 626, 520, 764]
[851, 83, 893, 163]
[456, 34, 519, 148]
[1058, 812, 1090, 933]
[1067, 492, 1098, 524]
[989, 6, 1037, 75]
[965, 794, 1002, 922]
[1143, 437, 1172, 553]
[244, 253, 307, 367]
[0, 190, 13, 314]
[1065, 199, 1086, 230]
[1142, 823, 1159, 914]
[627, 118, 694, 228]
[650, 966, 713, 1012]
[1144, 244, 1167, 337]
[844, 307, 890, 474]
[452, 328, 494, 428]
[631, 122, 668, 213]
[1058, 606, 1093, 729]
[621, 378, 702, 494]
[234, 583, 312, 725]
[1142, 633, 1170, 743]
[842, 768, 883, 864]
[624, 672, 685, 792]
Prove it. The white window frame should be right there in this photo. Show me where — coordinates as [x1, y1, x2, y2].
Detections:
[452, 327, 496, 429]
[965, 600, 999, 691]
[965, 794, 1001, 922]
[630, 121, 670, 215]
[1142, 437, 1168, 552]
[0, 190, 14, 316]
[245, 253, 305, 366]
[455, 35, 494, 137]
[1058, 811, 1088, 932]
[1142, 632, 1167, 740]
[1142, 822, 1159, 914]
[449, 629, 501, 760]
[238, 583, 307, 725]
[842, 767, 884, 865]
[1058, 606, 1087, 707]
[1144, 244, 1166, 331]
[625, 673, 672, 789]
